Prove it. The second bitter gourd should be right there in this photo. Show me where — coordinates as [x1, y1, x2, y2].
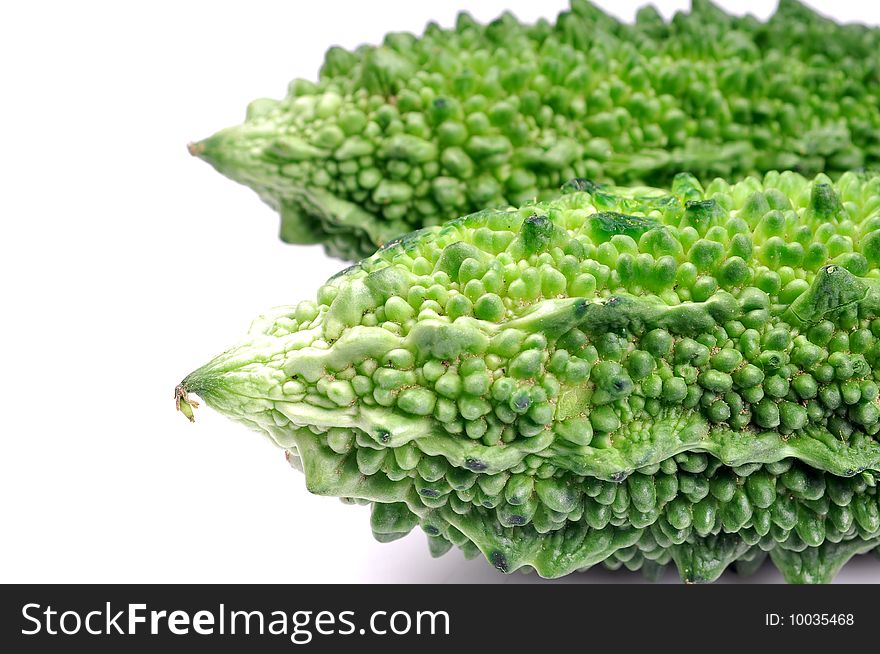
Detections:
[191, 0, 880, 259]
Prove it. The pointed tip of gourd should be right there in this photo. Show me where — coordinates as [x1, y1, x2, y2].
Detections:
[187, 128, 265, 184]
[187, 135, 227, 165]
[174, 383, 199, 422]
[187, 140, 206, 158]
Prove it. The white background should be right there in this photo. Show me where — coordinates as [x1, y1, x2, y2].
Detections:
[2, 0, 880, 584]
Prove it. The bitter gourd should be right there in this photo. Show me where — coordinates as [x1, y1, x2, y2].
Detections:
[190, 0, 880, 259]
[177, 170, 880, 582]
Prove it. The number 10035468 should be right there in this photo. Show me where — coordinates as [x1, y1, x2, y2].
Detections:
[765, 613, 854, 627]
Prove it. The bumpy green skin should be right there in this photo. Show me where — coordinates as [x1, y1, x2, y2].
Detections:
[179, 171, 880, 582]
[191, 0, 880, 259]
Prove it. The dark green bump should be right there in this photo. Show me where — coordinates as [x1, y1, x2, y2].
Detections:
[809, 183, 843, 221]
[520, 214, 555, 254]
[590, 211, 660, 241]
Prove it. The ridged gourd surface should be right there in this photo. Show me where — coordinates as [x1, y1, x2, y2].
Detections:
[179, 171, 880, 582]
[191, 0, 880, 259]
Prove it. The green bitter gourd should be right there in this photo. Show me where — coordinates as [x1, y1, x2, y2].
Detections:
[178, 170, 880, 582]
[190, 0, 880, 259]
